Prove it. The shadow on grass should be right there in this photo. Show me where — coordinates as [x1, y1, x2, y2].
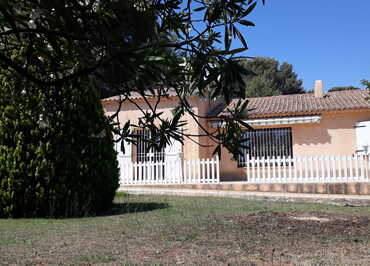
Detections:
[98, 202, 169, 216]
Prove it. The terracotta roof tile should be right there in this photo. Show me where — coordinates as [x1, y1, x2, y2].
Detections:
[101, 88, 178, 102]
[217, 89, 370, 118]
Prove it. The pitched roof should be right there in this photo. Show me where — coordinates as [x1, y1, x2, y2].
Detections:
[216, 89, 370, 118]
[101, 88, 178, 103]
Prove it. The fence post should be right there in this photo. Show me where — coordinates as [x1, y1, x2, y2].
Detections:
[368, 155, 370, 181]
[332, 156, 336, 182]
[355, 155, 359, 182]
[308, 156, 313, 182]
[291, 156, 296, 183]
[266, 156, 271, 183]
[277, 156, 281, 183]
[189, 160, 192, 184]
[119, 154, 370, 185]
[296, 156, 301, 183]
[141, 161, 145, 185]
[324, 156, 329, 183]
[149, 160, 153, 184]
[349, 155, 354, 182]
[200, 159, 205, 184]
[368, 155, 370, 180]
[262, 157, 266, 183]
[186, 159, 190, 184]
[281, 155, 286, 183]
[183, 160, 187, 184]
[271, 156, 276, 182]
[337, 155, 342, 182]
[250, 156, 255, 183]
[360, 155, 365, 181]
[166, 160, 169, 184]
[187, 160, 191, 184]
[343, 156, 348, 182]
[246, 154, 250, 182]
[206, 158, 210, 184]
[136, 162, 145, 184]
[314, 156, 318, 183]
[195, 159, 199, 183]
[196, 158, 200, 183]
[157, 161, 161, 184]
[136, 162, 139, 184]
[291, 156, 294, 182]
[191, 160, 194, 183]
[119, 162, 124, 185]
[216, 156, 220, 183]
[210, 158, 215, 183]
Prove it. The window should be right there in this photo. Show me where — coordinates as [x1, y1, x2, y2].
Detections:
[238, 128, 293, 167]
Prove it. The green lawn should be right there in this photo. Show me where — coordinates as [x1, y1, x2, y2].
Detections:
[1, 194, 370, 265]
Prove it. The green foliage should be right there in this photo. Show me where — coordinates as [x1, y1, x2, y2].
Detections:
[115, 192, 127, 198]
[0, 0, 265, 217]
[361, 79, 370, 90]
[362, 79, 370, 101]
[0, 0, 266, 160]
[329, 86, 360, 92]
[0, 71, 119, 218]
[239, 57, 304, 97]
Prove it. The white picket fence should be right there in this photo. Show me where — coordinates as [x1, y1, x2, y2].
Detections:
[119, 157, 220, 185]
[245, 155, 370, 183]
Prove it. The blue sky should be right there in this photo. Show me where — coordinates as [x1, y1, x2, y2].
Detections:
[234, 0, 370, 91]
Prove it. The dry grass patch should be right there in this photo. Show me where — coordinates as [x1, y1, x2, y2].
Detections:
[1, 194, 370, 265]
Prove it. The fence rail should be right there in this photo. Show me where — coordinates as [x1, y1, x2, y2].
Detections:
[245, 155, 370, 183]
[119, 154, 370, 185]
[119, 157, 220, 185]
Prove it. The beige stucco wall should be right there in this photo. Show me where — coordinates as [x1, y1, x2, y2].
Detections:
[102, 96, 216, 160]
[292, 110, 370, 155]
[218, 110, 370, 180]
[102, 96, 370, 180]
[197, 98, 220, 159]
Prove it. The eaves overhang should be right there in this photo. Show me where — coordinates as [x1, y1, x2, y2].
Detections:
[211, 115, 322, 127]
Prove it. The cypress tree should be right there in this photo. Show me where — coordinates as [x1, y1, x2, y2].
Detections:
[0, 70, 119, 218]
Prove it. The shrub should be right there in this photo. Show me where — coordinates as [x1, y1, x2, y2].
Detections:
[0, 73, 119, 218]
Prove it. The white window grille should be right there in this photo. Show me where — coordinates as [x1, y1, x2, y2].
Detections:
[135, 129, 165, 180]
[238, 127, 293, 167]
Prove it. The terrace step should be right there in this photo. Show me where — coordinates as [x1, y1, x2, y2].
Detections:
[119, 186, 370, 206]
[120, 182, 370, 195]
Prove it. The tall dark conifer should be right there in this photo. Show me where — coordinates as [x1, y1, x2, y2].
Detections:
[239, 57, 304, 97]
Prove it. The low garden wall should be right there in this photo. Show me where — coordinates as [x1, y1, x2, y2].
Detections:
[120, 182, 370, 195]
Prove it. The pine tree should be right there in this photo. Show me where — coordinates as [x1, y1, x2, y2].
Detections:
[239, 57, 304, 97]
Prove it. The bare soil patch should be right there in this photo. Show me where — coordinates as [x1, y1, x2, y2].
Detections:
[1, 196, 370, 265]
[225, 211, 370, 265]
[230, 211, 370, 237]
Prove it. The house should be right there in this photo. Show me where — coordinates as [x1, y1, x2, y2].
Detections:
[101, 81, 370, 189]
